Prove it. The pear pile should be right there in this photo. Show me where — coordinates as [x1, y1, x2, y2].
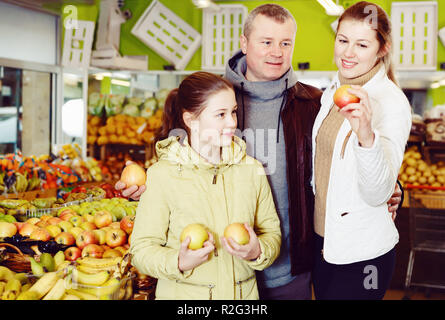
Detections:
[398, 146, 445, 188]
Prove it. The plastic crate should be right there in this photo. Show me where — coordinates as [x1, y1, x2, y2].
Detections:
[131, 0, 201, 70]
[201, 4, 247, 71]
[61, 19, 95, 69]
[390, 1, 438, 70]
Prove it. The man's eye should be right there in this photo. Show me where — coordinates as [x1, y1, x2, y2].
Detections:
[338, 39, 347, 43]
[263, 41, 271, 45]
[281, 42, 291, 47]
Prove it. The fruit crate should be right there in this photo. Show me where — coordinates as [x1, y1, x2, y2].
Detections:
[390, 1, 438, 70]
[406, 185, 445, 209]
[201, 4, 247, 71]
[130, 0, 201, 70]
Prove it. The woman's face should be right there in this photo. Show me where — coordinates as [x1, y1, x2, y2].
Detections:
[334, 19, 384, 79]
[188, 88, 237, 152]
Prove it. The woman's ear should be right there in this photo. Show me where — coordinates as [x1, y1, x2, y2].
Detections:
[378, 42, 391, 58]
[183, 111, 193, 129]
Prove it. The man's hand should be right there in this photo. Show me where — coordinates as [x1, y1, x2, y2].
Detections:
[114, 160, 146, 200]
[220, 223, 261, 261]
[387, 183, 402, 221]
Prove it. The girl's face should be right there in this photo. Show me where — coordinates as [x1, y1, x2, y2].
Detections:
[187, 88, 237, 153]
[334, 19, 385, 79]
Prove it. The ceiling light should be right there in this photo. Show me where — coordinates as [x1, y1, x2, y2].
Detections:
[111, 79, 130, 87]
[192, 0, 220, 11]
[430, 82, 440, 89]
[317, 0, 344, 16]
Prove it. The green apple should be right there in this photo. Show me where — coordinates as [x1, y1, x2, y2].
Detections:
[111, 206, 127, 221]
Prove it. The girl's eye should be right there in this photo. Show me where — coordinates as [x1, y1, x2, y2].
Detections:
[359, 44, 367, 48]
[217, 113, 225, 118]
[232, 110, 237, 114]
[338, 39, 347, 43]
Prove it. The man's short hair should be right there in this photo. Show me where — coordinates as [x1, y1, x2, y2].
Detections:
[243, 4, 297, 39]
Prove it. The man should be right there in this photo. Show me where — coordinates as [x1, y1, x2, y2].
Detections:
[116, 4, 402, 300]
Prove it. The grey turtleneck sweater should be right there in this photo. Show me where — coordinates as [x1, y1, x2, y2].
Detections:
[225, 50, 301, 288]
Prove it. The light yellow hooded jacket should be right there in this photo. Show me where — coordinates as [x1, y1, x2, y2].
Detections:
[130, 135, 281, 300]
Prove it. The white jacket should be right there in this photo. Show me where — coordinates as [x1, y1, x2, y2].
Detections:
[311, 65, 412, 264]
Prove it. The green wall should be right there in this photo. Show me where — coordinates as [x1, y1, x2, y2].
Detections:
[62, 0, 445, 71]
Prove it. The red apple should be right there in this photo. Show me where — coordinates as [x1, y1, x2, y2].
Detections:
[54, 232, 76, 246]
[0, 221, 17, 237]
[105, 228, 127, 248]
[94, 210, 113, 229]
[47, 217, 63, 225]
[29, 228, 51, 241]
[120, 215, 135, 235]
[39, 215, 52, 222]
[19, 223, 38, 237]
[81, 244, 104, 258]
[58, 208, 77, 219]
[76, 230, 98, 249]
[333, 84, 360, 109]
[65, 247, 82, 261]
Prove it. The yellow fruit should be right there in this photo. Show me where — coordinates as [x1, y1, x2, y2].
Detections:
[405, 167, 416, 176]
[407, 175, 417, 183]
[418, 176, 427, 185]
[428, 176, 436, 184]
[405, 158, 417, 167]
[180, 223, 208, 250]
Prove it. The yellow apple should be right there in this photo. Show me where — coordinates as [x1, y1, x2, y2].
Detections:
[180, 223, 208, 250]
[224, 223, 250, 246]
[45, 225, 62, 238]
[69, 226, 84, 239]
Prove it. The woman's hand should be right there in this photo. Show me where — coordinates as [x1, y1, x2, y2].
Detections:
[178, 232, 215, 272]
[221, 223, 261, 261]
[338, 85, 375, 148]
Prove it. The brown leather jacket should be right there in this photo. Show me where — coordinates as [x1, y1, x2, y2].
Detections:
[281, 82, 322, 275]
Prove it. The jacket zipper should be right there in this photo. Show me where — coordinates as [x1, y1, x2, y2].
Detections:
[212, 165, 218, 184]
[235, 274, 255, 299]
[176, 280, 216, 300]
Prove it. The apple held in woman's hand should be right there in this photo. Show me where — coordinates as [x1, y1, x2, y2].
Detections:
[334, 85, 360, 108]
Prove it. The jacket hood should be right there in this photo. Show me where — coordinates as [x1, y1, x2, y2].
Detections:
[225, 50, 298, 101]
[155, 135, 247, 169]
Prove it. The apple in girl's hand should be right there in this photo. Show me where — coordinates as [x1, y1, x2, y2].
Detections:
[333, 85, 360, 109]
[65, 246, 82, 261]
[224, 223, 250, 246]
[180, 223, 209, 250]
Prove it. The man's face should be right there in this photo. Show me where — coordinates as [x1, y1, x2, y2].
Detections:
[240, 14, 296, 82]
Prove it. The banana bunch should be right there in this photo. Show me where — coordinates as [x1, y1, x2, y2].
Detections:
[14, 172, 28, 193]
[26, 175, 41, 191]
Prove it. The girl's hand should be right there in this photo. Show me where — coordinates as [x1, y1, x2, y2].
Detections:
[115, 161, 146, 200]
[221, 223, 261, 261]
[178, 231, 215, 272]
[338, 85, 375, 148]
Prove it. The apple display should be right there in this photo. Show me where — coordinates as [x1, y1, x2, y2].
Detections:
[54, 232, 76, 246]
[120, 215, 135, 235]
[81, 244, 104, 258]
[47, 217, 63, 225]
[94, 210, 113, 229]
[29, 228, 51, 241]
[76, 230, 98, 249]
[333, 85, 360, 109]
[180, 223, 209, 250]
[80, 221, 97, 231]
[102, 249, 122, 258]
[19, 223, 38, 237]
[92, 229, 107, 245]
[105, 228, 127, 248]
[64, 246, 82, 261]
[224, 223, 250, 246]
[57, 221, 73, 233]
[45, 225, 62, 238]
[69, 227, 84, 239]
[0, 221, 17, 237]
